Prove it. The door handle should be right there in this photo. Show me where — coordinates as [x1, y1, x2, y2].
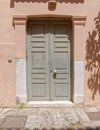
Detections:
[53, 70, 57, 79]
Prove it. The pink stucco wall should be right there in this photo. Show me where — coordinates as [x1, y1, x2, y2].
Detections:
[0, 0, 16, 106]
[84, 0, 100, 105]
[0, 44, 16, 106]
[0, 0, 100, 105]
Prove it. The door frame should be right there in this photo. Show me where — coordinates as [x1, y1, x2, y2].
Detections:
[14, 15, 86, 104]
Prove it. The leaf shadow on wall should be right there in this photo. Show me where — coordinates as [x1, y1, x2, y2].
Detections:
[85, 12, 100, 100]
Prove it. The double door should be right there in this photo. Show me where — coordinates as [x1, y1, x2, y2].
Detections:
[27, 19, 71, 101]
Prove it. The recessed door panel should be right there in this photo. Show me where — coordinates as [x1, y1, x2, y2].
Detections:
[27, 21, 49, 100]
[50, 21, 70, 100]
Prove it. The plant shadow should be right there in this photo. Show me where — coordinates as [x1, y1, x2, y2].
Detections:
[85, 12, 100, 100]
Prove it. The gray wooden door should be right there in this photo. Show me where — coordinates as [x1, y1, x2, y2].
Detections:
[27, 20, 71, 101]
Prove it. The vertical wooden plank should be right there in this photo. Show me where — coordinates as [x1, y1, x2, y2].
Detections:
[50, 20, 71, 101]
[27, 21, 50, 101]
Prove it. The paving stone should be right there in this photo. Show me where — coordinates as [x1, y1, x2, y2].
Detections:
[50, 124, 59, 129]
[84, 106, 98, 112]
[96, 106, 100, 111]
[0, 108, 18, 118]
[36, 115, 58, 129]
[80, 121, 100, 128]
[0, 106, 100, 129]
[1, 116, 27, 129]
[38, 108, 56, 117]
[36, 122, 59, 129]
[67, 116, 80, 125]
[35, 121, 51, 129]
[74, 108, 90, 122]
[37, 115, 58, 124]
[24, 116, 37, 129]
[0, 118, 4, 126]
[57, 117, 71, 128]
[17, 108, 38, 116]
[86, 112, 100, 121]
[0, 108, 3, 114]
[56, 108, 76, 118]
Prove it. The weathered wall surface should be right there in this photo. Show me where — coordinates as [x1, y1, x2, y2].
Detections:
[84, 0, 100, 105]
[0, 0, 14, 43]
[0, 0, 100, 105]
[14, 0, 85, 16]
[0, 0, 16, 106]
[0, 44, 16, 106]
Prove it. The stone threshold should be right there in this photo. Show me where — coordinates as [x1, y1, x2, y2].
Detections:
[26, 101, 74, 107]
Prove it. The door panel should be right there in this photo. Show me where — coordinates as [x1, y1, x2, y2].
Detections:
[50, 21, 70, 100]
[27, 21, 49, 100]
[27, 20, 71, 101]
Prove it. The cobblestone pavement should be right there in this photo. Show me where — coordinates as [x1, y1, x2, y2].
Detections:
[0, 105, 100, 129]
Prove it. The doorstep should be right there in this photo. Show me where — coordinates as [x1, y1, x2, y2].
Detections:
[26, 101, 74, 107]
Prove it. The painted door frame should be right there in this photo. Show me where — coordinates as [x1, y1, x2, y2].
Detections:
[13, 15, 86, 104]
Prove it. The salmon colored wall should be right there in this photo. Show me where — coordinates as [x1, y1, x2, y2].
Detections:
[84, 0, 100, 105]
[14, 1, 85, 16]
[0, 0, 100, 105]
[0, 0, 16, 106]
[0, 0, 14, 43]
[0, 44, 16, 106]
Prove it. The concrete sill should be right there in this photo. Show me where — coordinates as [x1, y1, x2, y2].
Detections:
[26, 101, 74, 107]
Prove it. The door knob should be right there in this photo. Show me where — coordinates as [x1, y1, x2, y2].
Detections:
[53, 70, 57, 79]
